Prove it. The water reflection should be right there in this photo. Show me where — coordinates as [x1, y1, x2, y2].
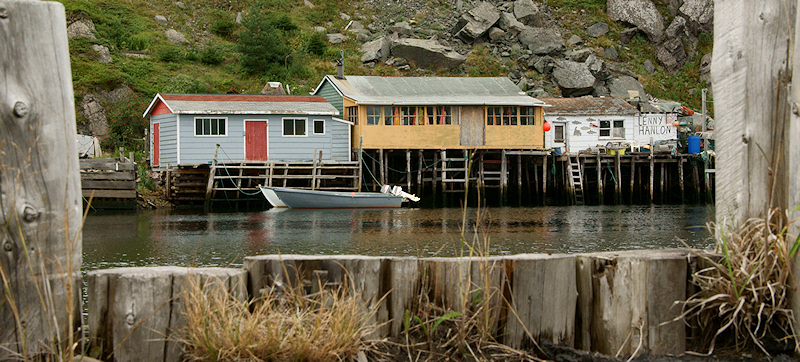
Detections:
[82, 205, 714, 271]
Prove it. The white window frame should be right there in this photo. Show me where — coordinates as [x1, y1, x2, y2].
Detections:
[554, 124, 565, 143]
[313, 119, 325, 135]
[599, 119, 625, 139]
[282, 117, 308, 137]
[194, 117, 228, 137]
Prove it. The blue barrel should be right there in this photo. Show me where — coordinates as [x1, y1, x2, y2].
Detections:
[552, 147, 562, 156]
[688, 136, 701, 154]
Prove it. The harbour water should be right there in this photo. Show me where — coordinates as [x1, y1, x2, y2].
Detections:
[82, 205, 714, 271]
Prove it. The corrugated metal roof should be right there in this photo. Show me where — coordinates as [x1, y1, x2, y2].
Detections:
[538, 97, 639, 116]
[323, 76, 545, 106]
[144, 93, 339, 116]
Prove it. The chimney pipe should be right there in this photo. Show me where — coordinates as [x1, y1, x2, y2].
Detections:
[335, 50, 345, 79]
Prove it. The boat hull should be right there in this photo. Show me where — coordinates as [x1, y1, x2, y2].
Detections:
[260, 186, 403, 209]
[260, 187, 288, 208]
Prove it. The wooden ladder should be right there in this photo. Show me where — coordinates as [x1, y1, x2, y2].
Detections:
[440, 149, 469, 193]
[567, 155, 585, 205]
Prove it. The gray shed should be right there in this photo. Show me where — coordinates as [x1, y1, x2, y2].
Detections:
[142, 93, 350, 167]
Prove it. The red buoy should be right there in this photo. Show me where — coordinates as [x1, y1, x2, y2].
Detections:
[543, 121, 551, 132]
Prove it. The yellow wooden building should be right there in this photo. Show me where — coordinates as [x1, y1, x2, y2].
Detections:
[312, 75, 547, 150]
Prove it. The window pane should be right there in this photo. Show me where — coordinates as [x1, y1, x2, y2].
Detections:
[613, 120, 624, 128]
[211, 118, 218, 135]
[218, 119, 225, 135]
[195, 119, 202, 135]
[296, 119, 306, 136]
[555, 125, 564, 142]
[283, 119, 292, 135]
[613, 128, 624, 138]
[600, 120, 610, 128]
[600, 129, 610, 137]
[314, 120, 324, 134]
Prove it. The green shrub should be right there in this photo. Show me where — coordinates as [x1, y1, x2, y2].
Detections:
[201, 44, 226, 65]
[102, 94, 150, 153]
[304, 32, 328, 56]
[465, 45, 505, 77]
[161, 74, 210, 93]
[237, 6, 292, 76]
[156, 46, 183, 62]
[128, 32, 158, 51]
[210, 10, 237, 38]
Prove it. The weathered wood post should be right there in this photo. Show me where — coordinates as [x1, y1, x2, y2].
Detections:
[0, 0, 82, 358]
[711, 0, 800, 336]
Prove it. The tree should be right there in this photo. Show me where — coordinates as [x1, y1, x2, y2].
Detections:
[237, 6, 293, 77]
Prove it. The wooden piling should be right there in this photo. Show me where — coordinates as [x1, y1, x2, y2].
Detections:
[596, 153, 603, 204]
[629, 156, 636, 204]
[406, 149, 411, 191]
[532, 156, 540, 205]
[378, 149, 385, 185]
[417, 150, 423, 195]
[87, 267, 246, 362]
[615, 153, 622, 204]
[542, 156, 548, 205]
[649, 148, 655, 204]
[501, 150, 508, 205]
[517, 155, 523, 206]
[0, 1, 82, 357]
[678, 156, 685, 201]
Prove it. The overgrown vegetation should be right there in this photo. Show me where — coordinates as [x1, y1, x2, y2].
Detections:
[180, 273, 378, 361]
[679, 209, 800, 355]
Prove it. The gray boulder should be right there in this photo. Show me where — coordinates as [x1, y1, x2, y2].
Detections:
[313, 26, 327, 32]
[607, 75, 646, 99]
[390, 21, 414, 36]
[607, 0, 665, 41]
[488, 27, 506, 42]
[327, 33, 348, 44]
[586, 22, 609, 37]
[665, 16, 686, 38]
[518, 27, 563, 55]
[655, 37, 687, 72]
[453, 2, 500, 42]
[498, 12, 526, 35]
[567, 34, 582, 46]
[154, 15, 168, 26]
[347, 21, 365, 31]
[304, 0, 315, 8]
[513, 0, 544, 26]
[165, 29, 189, 45]
[567, 48, 593, 63]
[391, 38, 466, 70]
[529, 55, 555, 74]
[92, 45, 113, 64]
[585, 54, 608, 80]
[600, 46, 618, 60]
[67, 19, 96, 39]
[679, 0, 713, 28]
[80, 94, 109, 140]
[352, 29, 372, 43]
[340, 13, 351, 20]
[360, 36, 392, 63]
[552, 60, 595, 97]
[644, 59, 655, 73]
[236, 12, 243, 24]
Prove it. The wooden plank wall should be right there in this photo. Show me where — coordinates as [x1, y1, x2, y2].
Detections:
[0, 0, 83, 358]
[80, 157, 138, 199]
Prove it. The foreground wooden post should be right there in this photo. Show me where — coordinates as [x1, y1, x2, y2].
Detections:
[712, 0, 800, 331]
[575, 250, 687, 356]
[0, 0, 82, 358]
[87, 267, 246, 362]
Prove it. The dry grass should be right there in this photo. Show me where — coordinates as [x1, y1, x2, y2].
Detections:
[179, 274, 378, 361]
[679, 207, 800, 355]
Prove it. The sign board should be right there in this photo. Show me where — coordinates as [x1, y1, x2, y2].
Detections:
[634, 113, 677, 144]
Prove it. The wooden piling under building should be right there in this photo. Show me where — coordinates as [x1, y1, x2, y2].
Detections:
[159, 149, 714, 209]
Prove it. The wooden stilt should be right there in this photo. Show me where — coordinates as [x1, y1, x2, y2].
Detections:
[479, 151, 485, 190]
[649, 148, 655, 204]
[406, 149, 411, 191]
[615, 153, 622, 205]
[379, 149, 385, 186]
[433, 151, 439, 205]
[596, 153, 603, 204]
[417, 150, 423, 195]
[629, 156, 636, 204]
[517, 155, 523, 206]
[660, 162, 666, 204]
[678, 157, 685, 202]
[542, 156, 548, 206]
[532, 156, 540, 205]
[501, 150, 508, 206]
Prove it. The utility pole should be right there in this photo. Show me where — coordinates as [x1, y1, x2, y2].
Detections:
[701, 88, 708, 151]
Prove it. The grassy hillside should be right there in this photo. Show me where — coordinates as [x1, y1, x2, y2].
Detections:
[59, 0, 711, 154]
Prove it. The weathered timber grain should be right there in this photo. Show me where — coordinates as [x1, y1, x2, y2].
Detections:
[87, 267, 245, 362]
[503, 254, 577, 349]
[576, 249, 688, 357]
[0, 0, 82, 358]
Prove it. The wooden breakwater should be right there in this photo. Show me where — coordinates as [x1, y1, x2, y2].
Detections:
[86, 249, 703, 361]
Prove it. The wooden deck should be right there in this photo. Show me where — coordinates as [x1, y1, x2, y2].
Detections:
[80, 157, 138, 209]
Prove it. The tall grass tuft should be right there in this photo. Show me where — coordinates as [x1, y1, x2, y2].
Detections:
[679, 207, 800, 355]
[179, 274, 378, 361]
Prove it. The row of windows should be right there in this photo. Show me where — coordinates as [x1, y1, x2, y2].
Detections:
[551, 120, 626, 143]
[192, 118, 325, 137]
[347, 106, 539, 126]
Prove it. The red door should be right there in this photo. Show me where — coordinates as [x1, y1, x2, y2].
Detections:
[245, 120, 268, 161]
[153, 123, 160, 166]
